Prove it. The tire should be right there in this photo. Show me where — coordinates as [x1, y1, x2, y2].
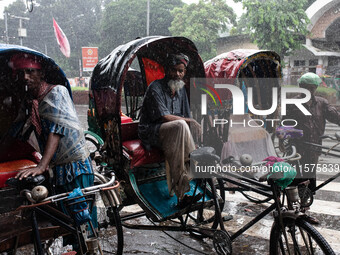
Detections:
[96, 206, 124, 255]
[188, 179, 225, 236]
[240, 190, 272, 204]
[270, 217, 335, 255]
[95, 177, 124, 255]
[216, 179, 226, 210]
[85, 136, 101, 160]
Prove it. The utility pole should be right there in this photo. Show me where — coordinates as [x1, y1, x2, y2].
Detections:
[4, 12, 9, 44]
[8, 14, 30, 46]
[146, 0, 150, 36]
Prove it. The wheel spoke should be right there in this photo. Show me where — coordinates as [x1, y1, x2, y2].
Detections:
[270, 218, 335, 255]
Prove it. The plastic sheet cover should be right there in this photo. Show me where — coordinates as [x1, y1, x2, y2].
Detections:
[39, 86, 89, 165]
[221, 114, 276, 163]
[67, 187, 91, 226]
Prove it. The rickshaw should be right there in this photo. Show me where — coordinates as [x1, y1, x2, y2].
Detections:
[89, 36, 231, 254]
[199, 50, 336, 254]
[203, 50, 339, 208]
[203, 49, 282, 148]
[0, 45, 123, 255]
[200, 49, 283, 203]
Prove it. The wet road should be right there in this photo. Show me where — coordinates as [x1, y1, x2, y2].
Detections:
[9, 105, 340, 254]
[73, 105, 340, 255]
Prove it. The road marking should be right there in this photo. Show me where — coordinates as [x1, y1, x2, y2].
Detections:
[316, 180, 340, 192]
[192, 208, 340, 252]
[223, 191, 340, 216]
[222, 213, 340, 251]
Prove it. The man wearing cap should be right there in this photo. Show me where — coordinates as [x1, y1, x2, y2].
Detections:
[10, 52, 93, 188]
[286, 72, 340, 192]
[9, 53, 94, 247]
[138, 53, 202, 208]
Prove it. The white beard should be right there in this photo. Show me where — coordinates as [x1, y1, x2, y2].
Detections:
[168, 79, 185, 92]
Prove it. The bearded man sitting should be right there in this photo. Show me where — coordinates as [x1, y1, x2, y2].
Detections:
[138, 53, 201, 208]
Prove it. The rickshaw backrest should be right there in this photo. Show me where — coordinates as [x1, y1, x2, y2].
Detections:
[0, 140, 41, 188]
[121, 122, 139, 141]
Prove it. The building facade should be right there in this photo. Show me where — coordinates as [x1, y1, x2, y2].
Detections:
[284, 0, 340, 85]
[217, 0, 340, 86]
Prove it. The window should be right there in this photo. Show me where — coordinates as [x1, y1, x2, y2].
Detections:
[309, 59, 318, 66]
[294, 60, 305, 66]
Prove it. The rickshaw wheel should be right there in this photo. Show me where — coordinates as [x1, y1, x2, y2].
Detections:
[213, 230, 232, 255]
[188, 179, 225, 238]
[43, 189, 123, 255]
[240, 190, 272, 204]
[85, 135, 101, 160]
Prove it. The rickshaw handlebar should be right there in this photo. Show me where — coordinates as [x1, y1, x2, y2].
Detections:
[40, 172, 117, 203]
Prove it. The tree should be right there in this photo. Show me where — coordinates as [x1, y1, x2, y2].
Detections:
[230, 13, 248, 36]
[99, 0, 183, 57]
[3, 0, 105, 77]
[235, 0, 310, 58]
[169, 0, 236, 61]
[1, 0, 27, 45]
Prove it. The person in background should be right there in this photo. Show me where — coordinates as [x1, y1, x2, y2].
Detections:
[285, 72, 340, 191]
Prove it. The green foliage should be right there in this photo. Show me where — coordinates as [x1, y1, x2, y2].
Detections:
[235, 0, 310, 58]
[230, 13, 249, 35]
[99, 0, 183, 57]
[3, 0, 105, 77]
[169, 0, 236, 61]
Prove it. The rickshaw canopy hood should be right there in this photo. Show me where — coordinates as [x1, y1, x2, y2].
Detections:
[204, 49, 281, 84]
[91, 36, 205, 92]
[0, 44, 71, 96]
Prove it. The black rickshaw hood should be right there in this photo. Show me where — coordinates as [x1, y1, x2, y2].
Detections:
[90, 36, 205, 92]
